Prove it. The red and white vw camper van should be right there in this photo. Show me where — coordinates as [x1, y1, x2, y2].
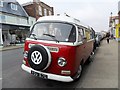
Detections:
[21, 15, 94, 82]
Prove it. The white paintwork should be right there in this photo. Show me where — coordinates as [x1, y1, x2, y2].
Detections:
[21, 64, 73, 82]
[37, 15, 88, 28]
[26, 38, 83, 46]
[31, 51, 42, 65]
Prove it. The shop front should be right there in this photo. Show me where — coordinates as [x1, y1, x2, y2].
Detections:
[1, 24, 30, 46]
[116, 24, 120, 41]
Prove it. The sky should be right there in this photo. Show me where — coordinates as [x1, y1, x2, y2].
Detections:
[18, 0, 119, 32]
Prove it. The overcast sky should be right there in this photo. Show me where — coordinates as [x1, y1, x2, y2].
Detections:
[18, 0, 119, 32]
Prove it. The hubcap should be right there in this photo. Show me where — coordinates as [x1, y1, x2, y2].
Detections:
[31, 51, 42, 65]
[77, 65, 82, 78]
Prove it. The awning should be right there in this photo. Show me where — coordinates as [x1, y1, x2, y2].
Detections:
[0, 23, 30, 31]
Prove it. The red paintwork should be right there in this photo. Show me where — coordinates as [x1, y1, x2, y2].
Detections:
[24, 39, 93, 77]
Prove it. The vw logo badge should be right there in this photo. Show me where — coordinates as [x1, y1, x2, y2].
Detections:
[31, 51, 42, 65]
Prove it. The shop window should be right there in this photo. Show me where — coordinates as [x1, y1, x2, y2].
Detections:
[0, 0, 3, 7]
[49, 11, 52, 15]
[44, 8, 47, 16]
[11, 3, 17, 10]
[0, 15, 5, 22]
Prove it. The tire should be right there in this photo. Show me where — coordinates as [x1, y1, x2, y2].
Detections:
[72, 64, 82, 81]
[85, 56, 91, 64]
[85, 52, 93, 64]
[28, 45, 51, 71]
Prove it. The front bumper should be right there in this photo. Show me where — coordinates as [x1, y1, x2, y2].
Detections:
[21, 64, 74, 82]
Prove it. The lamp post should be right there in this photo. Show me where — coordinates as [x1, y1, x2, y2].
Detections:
[110, 12, 113, 23]
[111, 12, 112, 17]
[110, 12, 113, 36]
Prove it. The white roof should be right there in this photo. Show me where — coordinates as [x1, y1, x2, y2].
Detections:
[37, 15, 88, 28]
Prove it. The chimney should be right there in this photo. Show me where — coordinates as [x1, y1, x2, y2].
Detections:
[33, 0, 40, 3]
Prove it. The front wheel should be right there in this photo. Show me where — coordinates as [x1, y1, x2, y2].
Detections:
[73, 64, 82, 81]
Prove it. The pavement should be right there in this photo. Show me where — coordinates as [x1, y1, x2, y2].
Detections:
[0, 44, 24, 51]
[77, 39, 118, 88]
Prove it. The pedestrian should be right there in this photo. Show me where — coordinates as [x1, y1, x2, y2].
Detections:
[106, 37, 110, 44]
[111, 34, 113, 39]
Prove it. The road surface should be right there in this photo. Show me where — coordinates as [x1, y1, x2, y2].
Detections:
[2, 40, 118, 88]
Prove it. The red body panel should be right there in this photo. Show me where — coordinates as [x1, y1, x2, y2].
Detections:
[24, 40, 93, 77]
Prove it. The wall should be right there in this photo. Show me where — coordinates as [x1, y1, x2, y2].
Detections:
[0, 12, 29, 26]
[28, 16, 36, 26]
[23, 1, 54, 20]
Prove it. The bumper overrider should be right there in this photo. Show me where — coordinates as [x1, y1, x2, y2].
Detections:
[21, 64, 74, 82]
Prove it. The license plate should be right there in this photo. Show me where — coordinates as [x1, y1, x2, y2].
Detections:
[31, 70, 48, 79]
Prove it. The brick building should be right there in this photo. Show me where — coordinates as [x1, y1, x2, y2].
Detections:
[22, 0, 54, 20]
[109, 16, 119, 38]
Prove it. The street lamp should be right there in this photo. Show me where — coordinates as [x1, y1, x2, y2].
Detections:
[111, 12, 113, 17]
[110, 12, 113, 36]
[110, 12, 113, 23]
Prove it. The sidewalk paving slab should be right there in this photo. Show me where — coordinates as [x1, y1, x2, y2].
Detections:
[77, 39, 118, 88]
[0, 44, 24, 51]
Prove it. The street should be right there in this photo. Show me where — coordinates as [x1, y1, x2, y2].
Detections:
[2, 40, 118, 88]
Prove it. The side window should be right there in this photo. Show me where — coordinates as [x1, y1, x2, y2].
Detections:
[85, 29, 90, 40]
[68, 26, 76, 42]
[90, 30, 93, 39]
[78, 27, 84, 42]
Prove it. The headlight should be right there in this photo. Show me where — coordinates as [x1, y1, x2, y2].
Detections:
[24, 51, 28, 58]
[58, 57, 67, 67]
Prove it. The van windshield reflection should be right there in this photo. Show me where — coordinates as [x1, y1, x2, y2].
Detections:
[30, 22, 76, 42]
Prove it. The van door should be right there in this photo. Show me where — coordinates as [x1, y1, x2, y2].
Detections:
[84, 28, 93, 61]
[82, 27, 88, 61]
[76, 27, 86, 64]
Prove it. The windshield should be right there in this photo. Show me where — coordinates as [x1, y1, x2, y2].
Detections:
[30, 22, 76, 42]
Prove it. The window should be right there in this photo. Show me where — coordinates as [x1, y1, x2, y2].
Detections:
[39, 6, 42, 16]
[0, 0, 3, 7]
[85, 29, 91, 40]
[49, 11, 52, 16]
[44, 8, 47, 16]
[11, 3, 17, 10]
[78, 27, 84, 41]
[0, 15, 5, 22]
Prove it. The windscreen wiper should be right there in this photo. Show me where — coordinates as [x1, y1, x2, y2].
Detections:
[43, 34, 59, 43]
[30, 33, 37, 40]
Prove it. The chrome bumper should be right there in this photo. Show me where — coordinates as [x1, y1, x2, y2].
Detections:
[21, 64, 73, 82]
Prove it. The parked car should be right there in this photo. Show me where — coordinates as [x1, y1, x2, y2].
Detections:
[21, 15, 94, 82]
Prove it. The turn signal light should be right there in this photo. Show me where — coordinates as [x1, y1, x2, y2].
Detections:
[61, 70, 71, 75]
